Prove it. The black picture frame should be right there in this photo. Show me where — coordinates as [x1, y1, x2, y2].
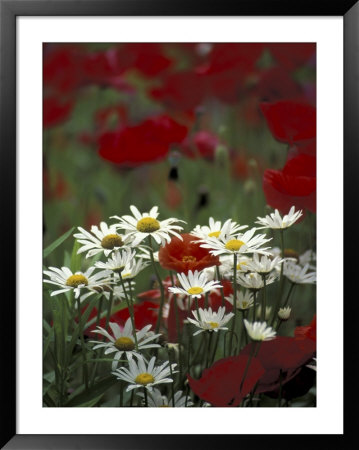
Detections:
[1, 0, 357, 448]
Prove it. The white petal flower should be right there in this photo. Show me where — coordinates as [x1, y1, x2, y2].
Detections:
[112, 205, 185, 247]
[187, 306, 234, 335]
[74, 222, 132, 258]
[43, 266, 113, 300]
[191, 217, 247, 240]
[95, 248, 136, 273]
[112, 355, 177, 392]
[283, 261, 316, 284]
[198, 225, 272, 257]
[278, 306, 291, 321]
[236, 271, 278, 291]
[137, 388, 193, 407]
[168, 270, 222, 299]
[91, 318, 161, 370]
[245, 253, 283, 275]
[225, 290, 254, 311]
[244, 320, 276, 342]
[118, 258, 149, 280]
[256, 206, 303, 230]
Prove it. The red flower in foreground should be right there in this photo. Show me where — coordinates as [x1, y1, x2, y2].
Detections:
[263, 153, 316, 214]
[268, 43, 315, 72]
[188, 355, 264, 406]
[159, 233, 220, 274]
[240, 336, 316, 395]
[294, 314, 316, 342]
[43, 96, 74, 128]
[98, 115, 188, 166]
[260, 100, 316, 145]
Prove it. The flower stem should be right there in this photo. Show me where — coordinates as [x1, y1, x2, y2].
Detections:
[148, 236, 165, 334]
[216, 265, 226, 307]
[229, 253, 238, 355]
[261, 275, 267, 322]
[143, 387, 148, 407]
[271, 230, 285, 325]
[119, 274, 138, 351]
[77, 298, 89, 391]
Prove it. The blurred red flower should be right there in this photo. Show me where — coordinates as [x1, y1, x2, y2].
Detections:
[267, 43, 315, 72]
[260, 100, 316, 145]
[158, 233, 220, 274]
[240, 336, 315, 395]
[188, 354, 265, 406]
[263, 152, 316, 213]
[181, 131, 220, 160]
[294, 314, 316, 342]
[43, 96, 74, 128]
[98, 115, 188, 166]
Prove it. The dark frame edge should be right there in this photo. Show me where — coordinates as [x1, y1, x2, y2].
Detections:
[1, 0, 358, 448]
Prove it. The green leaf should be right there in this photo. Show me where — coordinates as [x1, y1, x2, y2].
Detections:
[70, 239, 82, 273]
[65, 375, 117, 407]
[43, 226, 75, 259]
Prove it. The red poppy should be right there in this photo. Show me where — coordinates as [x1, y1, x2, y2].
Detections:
[263, 152, 316, 213]
[260, 100, 316, 145]
[43, 96, 74, 128]
[255, 66, 303, 102]
[98, 115, 188, 167]
[122, 43, 173, 77]
[240, 336, 315, 395]
[158, 233, 220, 274]
[294, 314, 316, 342]
[187, 354, 265, 406]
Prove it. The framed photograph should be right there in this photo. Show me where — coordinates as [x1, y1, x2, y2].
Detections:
[1, 0, 356, 448]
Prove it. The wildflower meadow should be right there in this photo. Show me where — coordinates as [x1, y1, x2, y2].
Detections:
[43, 43, 316, 408]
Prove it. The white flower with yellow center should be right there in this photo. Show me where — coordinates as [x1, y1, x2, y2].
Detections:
[278, 306, 291, 321]
[283, 261, 316, 284]
[199, 226, 272, 257]
[168, 270, 222, 299]
[95, 248, 136, 273]
[244, 320, 276, 342]
[191, 217, 247, 240]
[43, 266, 112, 299]
[219, 255, 252, 278]
[91, 318, 161, 370]
[112, 355, 177, 392]
[225, 290, 254, 311]
[245, 253, 283, 275]
[112, 205, 185, 246]
[135, 247, 159, 262]
[187, 306, 234, 335]
[74, 222, 131, 258]
[256, 206, 303, 230]
[236, 271, 278, 291]
[137, 388, 193, 407]
[117, 258, 149, 280]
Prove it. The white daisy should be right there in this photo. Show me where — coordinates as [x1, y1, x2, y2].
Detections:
[74, 222, 131, 258]
[135, 247, 159, 262]
[256, 206, 303, 230]
[112, 355, 177, 392]
[283, 261, 316, 284]
[236, 271, 278, 291]
[137, 388, 193, 407]
[187, 306, 234, 335]
[118, 258, 149, 280]
[244, 320, 276, 342]
[43, 266, 112, 299]
[168, 270, 222, 299]
[112, 205, 185, 246]
[245, 253, 283, 275]
[191, 217, 247, 240]
[94, 248, 136, 273]
[218, 255, 252, 278]
[225, 290, 254, 311]
[255, 305, 272, 321]
[299, 250, 316, 269]
[199, 226, 272, 258]
[278, 306, 291, 321]
[91, 318, 161, 370]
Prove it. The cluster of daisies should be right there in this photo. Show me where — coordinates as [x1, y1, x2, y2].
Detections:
[43, 204, 316, 406]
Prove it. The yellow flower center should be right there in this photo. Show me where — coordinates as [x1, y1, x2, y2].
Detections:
[187, 286, 204, 295]
[101, 234, 123, 249]
[225, 239, 245, 252]
[240, 301, 248, 309]
[208, 321, 219, 329]
[182, 255, 197, 263]
[114, 336, 135, 351]
[66, 274, 88, 287]
[135, 372, 155, 385]
[136, 217, 161, 233]
[208, 231, 221, 238]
